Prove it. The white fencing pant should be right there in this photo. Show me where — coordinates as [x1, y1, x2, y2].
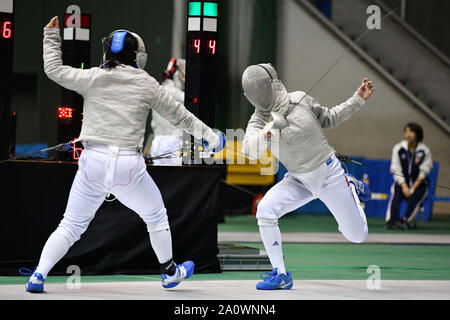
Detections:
[257, 155, 368, 242]
[35, 142, 172, 278]
[256, 155, 368, 274]
[150, 135, 183, 166]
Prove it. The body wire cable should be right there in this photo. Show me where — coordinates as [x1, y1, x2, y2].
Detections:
[0, 141, 76, 165]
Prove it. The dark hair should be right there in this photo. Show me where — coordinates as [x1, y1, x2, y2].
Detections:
[404, 122, 424, 142]
[104, 33, 138, 69]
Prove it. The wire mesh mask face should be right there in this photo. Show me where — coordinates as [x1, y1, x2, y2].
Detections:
[242, 64, 285, 112]
[130, 32, 148, 69]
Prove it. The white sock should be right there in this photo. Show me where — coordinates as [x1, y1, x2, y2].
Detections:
[35, 231, 72, 279]
[259, 225, 286, 275]
[149, 228, 173, 264]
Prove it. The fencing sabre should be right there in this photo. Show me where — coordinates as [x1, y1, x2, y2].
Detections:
[336, 153, 450, 193]
[292, 6, 399, 108]
[0, 141, 77, 165]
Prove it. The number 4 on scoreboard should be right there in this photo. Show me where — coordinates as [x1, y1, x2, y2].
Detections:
[194, 38, 201, 54]
[208, 40, 216, 55]
[189, 38, 216, 55]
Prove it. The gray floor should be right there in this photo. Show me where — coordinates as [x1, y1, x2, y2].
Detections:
[218, 232, 450, 244]
[1, 280, 449, 300]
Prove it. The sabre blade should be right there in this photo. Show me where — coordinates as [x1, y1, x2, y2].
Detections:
[338, 153, 450, 192]
[293, 6, 399, 108]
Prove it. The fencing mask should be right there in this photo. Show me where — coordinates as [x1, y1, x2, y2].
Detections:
[242, 63, 288, 113]
[102, 29, 148, 69]
[163, 58, 186, 90]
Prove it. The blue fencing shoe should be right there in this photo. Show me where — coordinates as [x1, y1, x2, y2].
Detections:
[345, 173, 372, 202]
[19, 267, 46, 293]
[256, 268, 293, 290]
[161, 261, 194, 289]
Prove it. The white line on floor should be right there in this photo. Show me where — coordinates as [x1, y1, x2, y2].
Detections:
[1, 280, 449, 300]
[218, 232, 450, 244]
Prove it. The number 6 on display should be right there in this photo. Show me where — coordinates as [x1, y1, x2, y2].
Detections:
[2, 21, 12, 39]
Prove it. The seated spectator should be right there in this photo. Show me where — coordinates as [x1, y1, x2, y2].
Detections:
[385, 123, 432, 230]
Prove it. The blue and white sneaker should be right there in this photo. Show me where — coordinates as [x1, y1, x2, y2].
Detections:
[345, 173, 372, 202]
[256, 268, 293, 290]
[161, 261, 194, 289]
[19, 267, 46, 293]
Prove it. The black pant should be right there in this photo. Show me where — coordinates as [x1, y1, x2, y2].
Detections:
[386, 183, 427, 223]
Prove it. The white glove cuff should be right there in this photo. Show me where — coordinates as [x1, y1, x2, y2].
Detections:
[353, 91, 366, 106]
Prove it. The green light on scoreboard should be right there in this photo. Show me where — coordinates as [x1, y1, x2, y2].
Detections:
[203, 2, 218, 17]
[188, 2, 202, 16]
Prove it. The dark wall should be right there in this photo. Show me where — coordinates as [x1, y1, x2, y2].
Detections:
[405, 0, 450, 57]
[11, 0, 173, 146]
[381, 0, 450, 57]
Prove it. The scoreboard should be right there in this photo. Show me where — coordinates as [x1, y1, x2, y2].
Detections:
[0, 0, 14, 160]
[185, 0, 218, 128]
[57, 10, 91, 161]
[0, 14, 12, 39]
[184, 0, 219, 163]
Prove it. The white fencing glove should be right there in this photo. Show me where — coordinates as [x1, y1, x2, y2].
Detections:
[203, 129, 227, 153]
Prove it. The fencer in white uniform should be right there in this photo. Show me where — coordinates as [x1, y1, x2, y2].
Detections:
[23, 17, 221, 293]
[149, 58, 186, 165]
[241, 63, 375, 290]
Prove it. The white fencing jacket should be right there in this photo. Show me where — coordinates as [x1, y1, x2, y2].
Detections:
[43, 28, 216, 149]
[151, 79, 184, 137]
[242, 91, 366, 174]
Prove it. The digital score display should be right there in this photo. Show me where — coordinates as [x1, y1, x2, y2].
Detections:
[184, 0, 219, 163]
[58, 9, 91, 161]
[185, 0, 219, 123]
[0, 12, 14, 121]
[0, 12, 14, 119]
[0, 2, 14, 160]
[188, 38, 216, 55]
[0, 19, 12, 38]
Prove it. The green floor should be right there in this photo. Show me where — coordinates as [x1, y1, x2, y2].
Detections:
[2, 242, 450, 285]
[2, 214, 450, 285]
[218, 213, 450, 234]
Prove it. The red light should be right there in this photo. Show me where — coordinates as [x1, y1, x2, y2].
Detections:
[193, 97, 198, 103]
[58, 107, 74, 120]
[2, 21, 12, 39]
[208, 40, 216, 55]
[63, 14, 91, 28]
[194, 39, 201, 54]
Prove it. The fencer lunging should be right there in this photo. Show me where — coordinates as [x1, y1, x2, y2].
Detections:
[241, 63, 374, 290]
[23, 16, 221, 293]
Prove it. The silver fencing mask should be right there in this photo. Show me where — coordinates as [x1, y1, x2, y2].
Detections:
[242, 63, 286, 113]
[131, 32, 148, 70]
